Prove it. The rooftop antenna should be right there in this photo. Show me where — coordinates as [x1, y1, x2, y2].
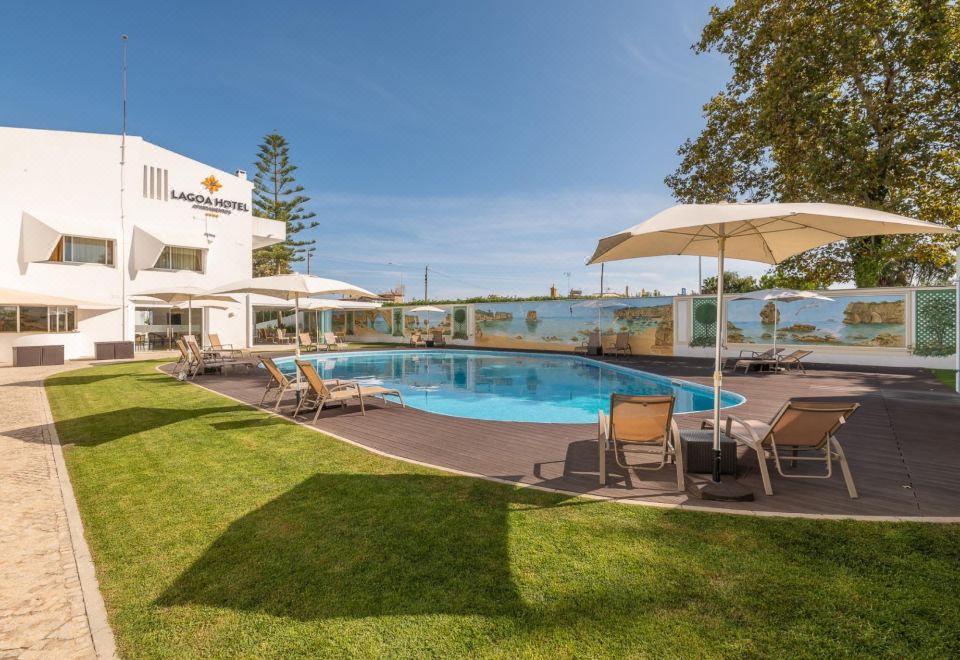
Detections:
[119, 34, 129, 340]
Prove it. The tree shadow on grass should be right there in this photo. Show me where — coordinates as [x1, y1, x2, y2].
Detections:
[156, 472, 549, 620]
[3, 405, 256, 447]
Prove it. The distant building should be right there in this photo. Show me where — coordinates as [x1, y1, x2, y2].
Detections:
[377, 288, 405, 304]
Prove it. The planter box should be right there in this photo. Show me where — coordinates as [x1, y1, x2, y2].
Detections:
[94, 341, 135, 361]
[13, 345, 64, 367]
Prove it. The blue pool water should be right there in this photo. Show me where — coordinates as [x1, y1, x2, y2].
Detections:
[271, 350, 744, 424]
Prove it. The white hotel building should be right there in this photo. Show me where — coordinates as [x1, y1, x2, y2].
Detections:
[0, 126, 287, 363]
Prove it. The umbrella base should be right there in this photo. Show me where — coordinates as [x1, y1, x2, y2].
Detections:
[685, 475, 755, 502]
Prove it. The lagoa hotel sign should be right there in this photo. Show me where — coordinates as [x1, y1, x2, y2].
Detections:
[170, 175, 250, 215]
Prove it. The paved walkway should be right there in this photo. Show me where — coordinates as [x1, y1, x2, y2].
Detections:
[0, 362, 115, 659]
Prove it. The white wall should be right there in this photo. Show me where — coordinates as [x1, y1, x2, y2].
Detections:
[0, 126, 283, 363]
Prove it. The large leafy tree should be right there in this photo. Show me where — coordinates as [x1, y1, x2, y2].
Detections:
[666, 0, 960, 287]
[252, 133, 318, 276]
[701, 271, 761, 294]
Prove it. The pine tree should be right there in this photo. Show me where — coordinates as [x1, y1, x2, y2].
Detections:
[251, 133, 318, 276]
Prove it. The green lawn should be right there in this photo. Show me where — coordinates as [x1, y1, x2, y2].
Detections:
[932, 369, 957, 389]
[49, 361, 960, 658]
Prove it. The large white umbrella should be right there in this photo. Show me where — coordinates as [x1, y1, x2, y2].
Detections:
[730, 288, 834, 356]
[408, 305, 446, 329]
[132, 286, 237, 337]
[589, 202, 957, 496]
[211, 274, 375, 360]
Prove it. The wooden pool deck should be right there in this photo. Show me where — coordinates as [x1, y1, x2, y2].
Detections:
[169, 351, 960, 520]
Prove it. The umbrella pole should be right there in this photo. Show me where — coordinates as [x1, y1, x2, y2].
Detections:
[295, 298, 301, 360]
[188, 297, 192, 338]
[772, 301, 778, 356]
[712, 237, 725, 484]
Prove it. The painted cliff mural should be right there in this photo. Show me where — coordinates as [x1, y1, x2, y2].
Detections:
[474, 297, 674, 355]
[724, 293, 907, 347]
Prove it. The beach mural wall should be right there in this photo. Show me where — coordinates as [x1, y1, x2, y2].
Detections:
[723, 293, 907, 347]
[473, 297, 674, 355]
[348, 308, 394, 339]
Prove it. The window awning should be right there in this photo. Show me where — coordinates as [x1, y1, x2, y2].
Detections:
[18, 211, 118, 270]
[0, 287, 118, 310]
[132, 226, 209, 272]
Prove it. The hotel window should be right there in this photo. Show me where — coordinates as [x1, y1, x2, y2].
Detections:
[49, 236, 114, 266]
[153, 246, 204, 272]
[0, 306, 16, 332]
[0, 305, 77, 332]
[18, 306, 48, 332]
[48, 306, 76, 332]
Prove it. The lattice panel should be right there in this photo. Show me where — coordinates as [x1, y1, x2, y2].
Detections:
[914, 289, 956, 356]
[691, 298, 718, 347]
[452, 306, 468, 339]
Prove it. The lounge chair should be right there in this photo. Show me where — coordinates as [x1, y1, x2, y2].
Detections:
[206, 333, 242, 361]
[184, 335, 224, 378]
[409, 332, 426, 347]
[173, 338, 194, 377]
[293, 359, 405, 421]
[323, 332, 348, 351]
[774, 349, 813, 374]
[432, 330, 447, 347]
[299, 332, 318, 352]
[704, 400, 860, 497]
[611, 332, 632, 356]
[597, 394, 684, 489]
[259, 356, 343, 410]
[731, 347, 785, 373]
[574, 329, 602, 355]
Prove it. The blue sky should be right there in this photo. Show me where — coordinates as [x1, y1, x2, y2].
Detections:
[3, 0, 766, 298]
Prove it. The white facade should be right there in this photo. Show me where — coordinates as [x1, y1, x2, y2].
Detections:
[0, 126, 285, 363]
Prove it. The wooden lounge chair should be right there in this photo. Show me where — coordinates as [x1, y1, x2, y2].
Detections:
[293, 359, 405, 421]
[432, 330, 447, 347]
[774, 349, 813, 374]
[206, 333, 242, 361]
[611, 332, 632, 356]
[409, 332, 426, 347]
[184, 335, 224, 378]
[704, 400, 860, 497]
[259, 356, 343, 410]
[574, 329, 602, 355]
[323, 332, 348, 351]
[731, 347, 784, 373]
[173, 338, 194, 377]
[299, 332, 318, 352]
[597, 394, 684, 489]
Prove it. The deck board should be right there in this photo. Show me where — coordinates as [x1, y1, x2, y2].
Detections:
[167, 350, 960, 519]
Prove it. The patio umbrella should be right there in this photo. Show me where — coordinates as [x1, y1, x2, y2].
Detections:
[211, 274, 375, 361]
[588, 202, 957, 498]
[132, 286, 237, 337]
[408, 305, 446, 328]
[730, 288, 834, 355]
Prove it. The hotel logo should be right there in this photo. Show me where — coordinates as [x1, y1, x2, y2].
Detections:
[170, 174, 249, 215]
[201, 175, 223, 194]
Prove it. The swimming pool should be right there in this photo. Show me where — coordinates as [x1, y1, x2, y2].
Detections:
[271, 350, 744, 424]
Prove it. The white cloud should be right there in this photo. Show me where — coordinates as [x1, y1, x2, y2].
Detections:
[295, 190, 775, 299]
